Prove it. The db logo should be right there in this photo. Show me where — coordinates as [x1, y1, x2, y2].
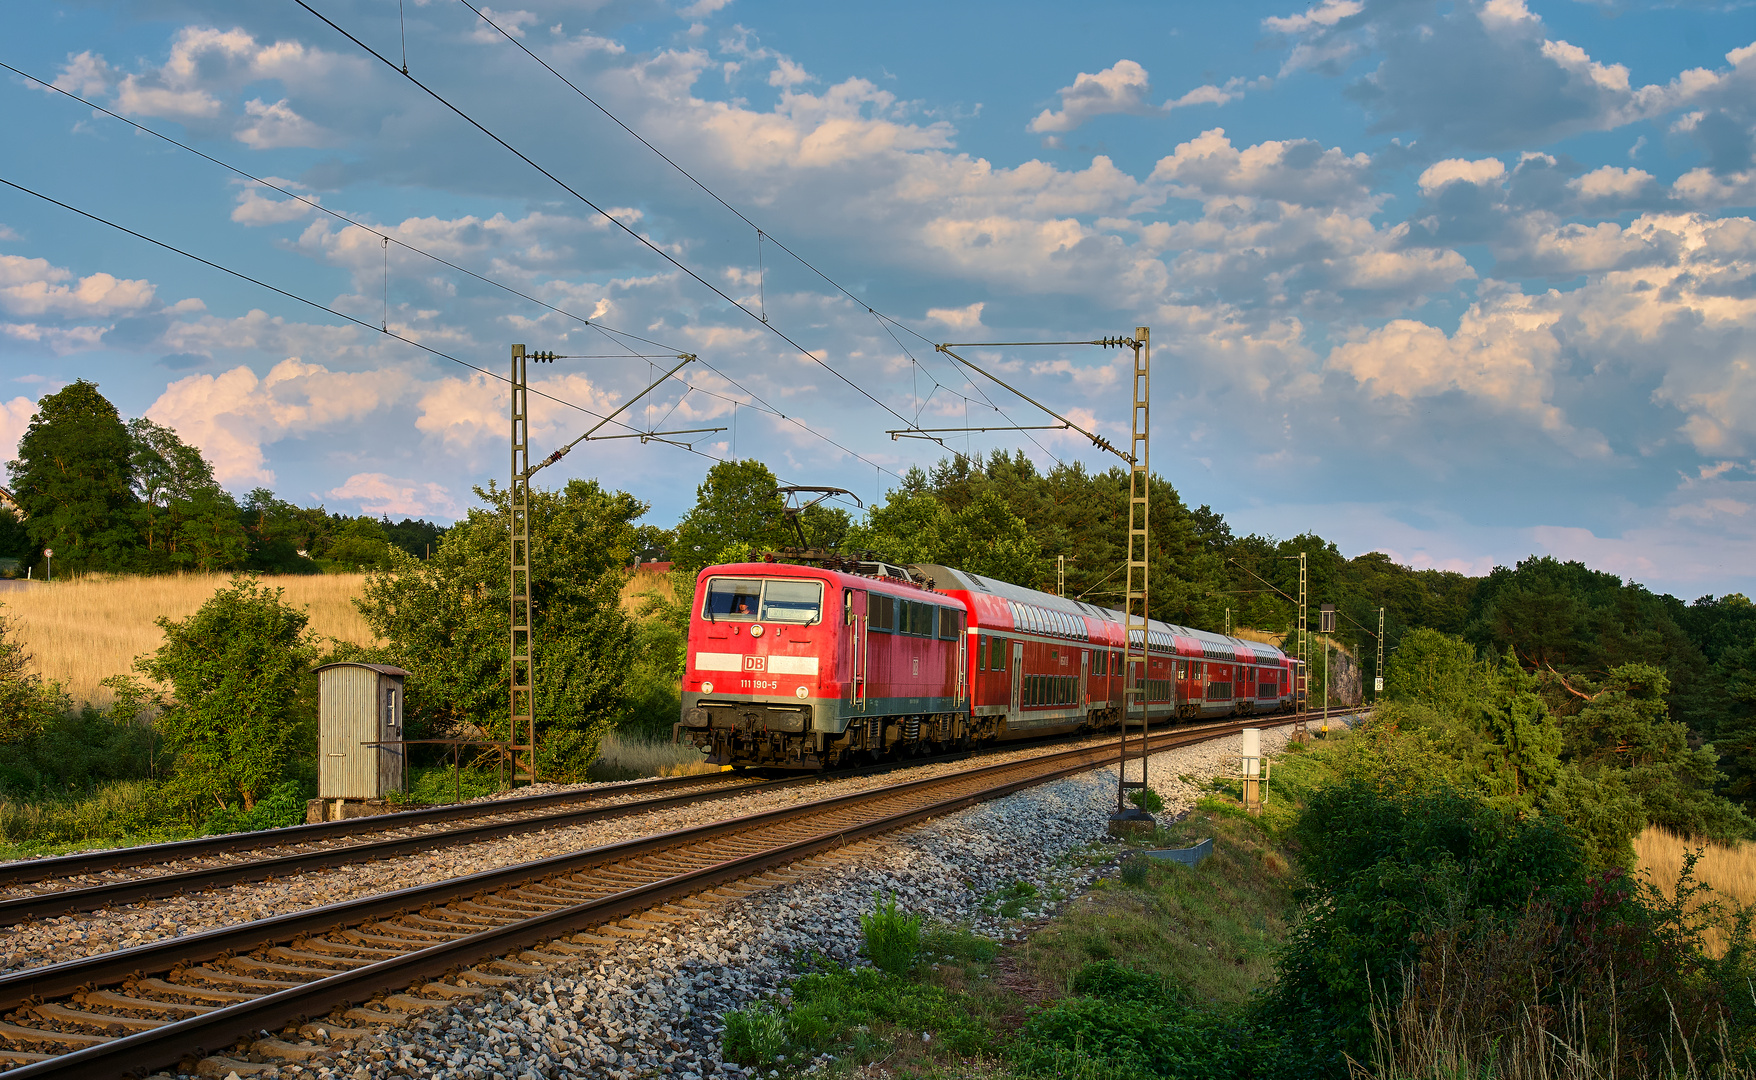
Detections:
[743, 656, 766, 672]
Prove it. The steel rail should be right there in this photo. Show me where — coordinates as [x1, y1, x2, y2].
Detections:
[0, 772, 825, 923]
[0, 719, 1270, 1013]
[0, 770, 751, 888]
[0, 720, 1267, 1079]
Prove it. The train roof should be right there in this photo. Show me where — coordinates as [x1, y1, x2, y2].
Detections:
[915, 563, 1288, 663]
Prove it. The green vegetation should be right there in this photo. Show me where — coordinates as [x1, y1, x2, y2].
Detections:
[138, 576, 320, 813]
[352, 479, 643, 780]
[862, 892, 925, 976]
[718, 721, 1756, 1080]
[1, 379, 447, 576]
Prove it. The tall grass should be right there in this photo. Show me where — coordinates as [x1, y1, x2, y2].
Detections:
[3, 573, 378, 705]
[1637, 825, 1756, 957]
[589, 731, 717, 780]
[1354, 965, 1752, 1080]
[0, 780, 188, 857]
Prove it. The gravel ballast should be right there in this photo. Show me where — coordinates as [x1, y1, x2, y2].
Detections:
[145, 718, 1330, 1080]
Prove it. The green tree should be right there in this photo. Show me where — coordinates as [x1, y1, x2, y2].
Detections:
[1384, 628, 1490, 717]
[127, 418, 247, 571]
[1562, 663, 1749, 841]
[672, 460, 792, 571]
[137, 576, 320, 811]
[355, 480, 642, 779]
[6, 380, 138, 572]
[320, 516, 398, 571]
[0, 507, 32, 567]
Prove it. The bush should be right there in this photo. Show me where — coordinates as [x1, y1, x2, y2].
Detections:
[1128, 788, 1165, 814]
[1120, 853, 1152, 886]
[201, 779, 312, 835]
[861, 892, 923, 976]
[722, 964, 991, 1069]
[1012, 960, 1266, 1080]
[721, 1001, 789, 1066]
[138, 576, 320, 813]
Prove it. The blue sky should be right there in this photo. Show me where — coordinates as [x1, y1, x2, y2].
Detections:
[3, 0, 1754, 598]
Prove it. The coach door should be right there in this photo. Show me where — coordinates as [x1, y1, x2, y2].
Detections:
[1080, 649, 1090, 711]
[846, 589, 869, 712]
[1010, 641, 1024, 712]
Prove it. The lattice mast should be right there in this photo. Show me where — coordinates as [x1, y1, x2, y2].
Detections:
[509, 344, 549, 784]
[1297, 552, 1308, 739]
[1118, 327, 1151, 814]
[1376, 606, 1385, 702]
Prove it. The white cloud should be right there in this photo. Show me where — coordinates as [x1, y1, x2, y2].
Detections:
[235, 98, 329, 149]
[927, 302, 985, 332]
[1674, 169, 1756, 210]
[413, 370, 622, 451]
[1150, 128, 1375, 209]
[146, 359, 408, 485]
[471, 8, 539, 42]
[768, 57, 812, 87]
[1029, 60, 1156, 134]
[81, 26, 354, 146]
[0, 396, 37, 465]
[328, 473, 460, 517]
[1416, 157, 1507, 194]
[231, 180, 320, 225]
[1326, 291, 1581, 449]
[680, 0, 733, 16]
[1569, 165, 1657, 203]
[49, 51, 114, 97]
[0, 253, 155, 317]
[1262, 0, 1362, 35]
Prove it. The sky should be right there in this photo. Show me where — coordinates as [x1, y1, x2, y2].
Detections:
[2, 0, 1754, 600]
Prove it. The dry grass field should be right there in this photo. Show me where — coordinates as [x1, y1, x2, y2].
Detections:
[1636, 825, 1756, 955]
[0, 574, 379, 706]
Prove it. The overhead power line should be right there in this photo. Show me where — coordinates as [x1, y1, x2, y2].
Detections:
[5, 58, 899, 484]
[0, 174, 660, 437]
[459, 3, 1071, 471]
[294, 0, 929, 447]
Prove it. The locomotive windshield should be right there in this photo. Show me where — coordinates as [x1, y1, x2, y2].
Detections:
[703, 577, 824, 624]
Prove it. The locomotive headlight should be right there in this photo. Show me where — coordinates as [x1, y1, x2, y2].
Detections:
[701, 681, 714, 694]
[749, 623, 765, 638]
[795, 686, 808, 698]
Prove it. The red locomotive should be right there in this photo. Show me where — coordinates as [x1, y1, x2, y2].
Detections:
[677, 558, 1299, 769]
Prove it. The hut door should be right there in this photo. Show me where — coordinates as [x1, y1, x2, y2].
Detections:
[380, 683, 405, 795]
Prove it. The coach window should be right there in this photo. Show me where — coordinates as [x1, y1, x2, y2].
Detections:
[937, 607, 960, 640]
[977, 634, 988, 671]
[870, 595, 895, 632]
[990, 635, 1006, 671]
[759, 580, 823, 624]
[703, 577, 762, 619]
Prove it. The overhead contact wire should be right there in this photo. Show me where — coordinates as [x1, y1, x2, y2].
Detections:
[296, 0, 925, 441]
[7, 58, 894, 481]
[0, 174, 661, 436]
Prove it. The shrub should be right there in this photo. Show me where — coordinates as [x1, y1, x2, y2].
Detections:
[201, 779, 312, 835]
[861, 892, 923, 976]
[721, 1001, 788, 1066]
[1128, 788, 1165, 814]
[138, 576, 320, 813]
[1012, 960, 1265, 1080]
[1120, 853, 1152, 887]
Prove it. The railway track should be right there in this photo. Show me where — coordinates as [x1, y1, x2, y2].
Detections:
[0, 770, 777, 923]
[0, 715, 1296, 1078]
[1, 711, 1345, 923]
